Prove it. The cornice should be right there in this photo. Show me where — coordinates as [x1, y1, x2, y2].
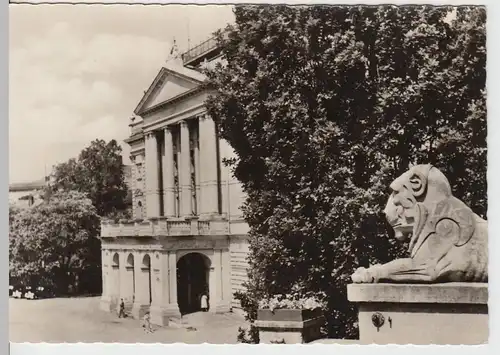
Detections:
[142, 103, 206, 132]
[124, 132, 145, 144]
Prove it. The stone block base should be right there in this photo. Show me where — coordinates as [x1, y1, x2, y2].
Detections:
[131, 303, 151, 320]
[347, 283, 488, 345]
[255, 314, 325, 344]
[150, 304, 181, 326]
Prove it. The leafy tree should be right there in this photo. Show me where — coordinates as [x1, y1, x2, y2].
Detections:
[9, 190, 101, 295]
[50, 139, 130, 218]
[206, 5, 486, 341]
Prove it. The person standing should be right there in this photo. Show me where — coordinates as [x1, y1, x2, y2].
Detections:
[200, 293, 208, 312]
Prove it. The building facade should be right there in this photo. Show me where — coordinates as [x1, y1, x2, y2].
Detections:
[9, 179, 47, 208]
[100, 37, 250, 325]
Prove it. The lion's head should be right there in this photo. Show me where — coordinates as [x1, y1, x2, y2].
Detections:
[384, 164, 452, 241]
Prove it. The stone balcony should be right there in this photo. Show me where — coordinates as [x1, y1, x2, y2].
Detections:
[101, 216, 229, 239]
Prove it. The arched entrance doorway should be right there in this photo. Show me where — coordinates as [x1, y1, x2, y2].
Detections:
[177, 253, 210, 315]
[142, 254, 152, 305]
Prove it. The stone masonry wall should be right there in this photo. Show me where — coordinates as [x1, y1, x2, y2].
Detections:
[229, 236, 249, 309]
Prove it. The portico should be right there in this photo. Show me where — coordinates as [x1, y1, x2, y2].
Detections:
[140, 112, 221, 221]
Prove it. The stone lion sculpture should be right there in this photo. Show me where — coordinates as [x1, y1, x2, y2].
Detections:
[351, 164, 488, 283]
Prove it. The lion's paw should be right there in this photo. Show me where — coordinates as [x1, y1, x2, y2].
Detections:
[351, 267, 376, 283]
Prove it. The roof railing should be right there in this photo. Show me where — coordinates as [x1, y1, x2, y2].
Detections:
[181, 30, 229, 65]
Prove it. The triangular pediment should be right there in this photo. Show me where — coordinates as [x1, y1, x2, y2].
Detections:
[134, 66, 206, 115]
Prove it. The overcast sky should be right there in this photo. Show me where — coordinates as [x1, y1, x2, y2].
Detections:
[9, 4, 234, 183]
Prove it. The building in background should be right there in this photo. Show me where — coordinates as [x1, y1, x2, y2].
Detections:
[100, 34, 250, 325]
[9, 179, 47, 208]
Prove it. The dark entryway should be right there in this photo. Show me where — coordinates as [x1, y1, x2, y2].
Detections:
[177, 253, 210, 315]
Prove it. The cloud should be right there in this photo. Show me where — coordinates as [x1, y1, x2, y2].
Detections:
[9, 20, 170, 183]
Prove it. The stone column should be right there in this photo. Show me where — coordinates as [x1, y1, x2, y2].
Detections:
[131, 251, 151, 319]
[194, 119, 201, 215]
[199, 115, 219, 217]
[162, 127, 176, 217]
[145, 132, 161, 218]
[179, 121, 192, 217]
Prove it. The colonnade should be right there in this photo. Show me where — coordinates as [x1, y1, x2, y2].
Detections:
[143, 115, 220, 220]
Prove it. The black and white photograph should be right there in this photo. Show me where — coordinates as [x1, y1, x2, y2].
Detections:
[8, 1, 488, 345]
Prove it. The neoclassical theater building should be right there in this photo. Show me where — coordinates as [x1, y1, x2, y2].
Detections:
[99, 37, 250, 325]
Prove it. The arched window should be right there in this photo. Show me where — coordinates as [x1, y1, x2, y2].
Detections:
[112, 253, 120, 268]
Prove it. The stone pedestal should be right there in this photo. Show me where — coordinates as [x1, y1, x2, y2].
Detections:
[255, 309, 325, 344]
[347, 283, 488, 345]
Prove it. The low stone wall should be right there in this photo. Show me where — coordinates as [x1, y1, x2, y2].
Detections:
[347, 283, 488, 345]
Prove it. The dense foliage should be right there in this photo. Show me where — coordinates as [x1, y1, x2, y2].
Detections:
[10, 139, 131, 295]
[50, 139, 131, 218]
[206, 5, 486, 341]
[9, 191, 101, 295]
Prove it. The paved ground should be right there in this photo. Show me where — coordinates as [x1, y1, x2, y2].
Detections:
[9, 296, 247, 343]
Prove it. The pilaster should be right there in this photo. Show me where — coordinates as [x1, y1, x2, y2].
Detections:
[122, 252, 135, 309]
[168, 251, 181, 317]
[99, 249, 113, 312]
[209, 248, 231, 313]
[131, 251, 151, 319]
[151, 251, 180, 325]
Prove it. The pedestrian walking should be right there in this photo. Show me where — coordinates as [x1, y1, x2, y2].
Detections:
[118, 298, 125, 318]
